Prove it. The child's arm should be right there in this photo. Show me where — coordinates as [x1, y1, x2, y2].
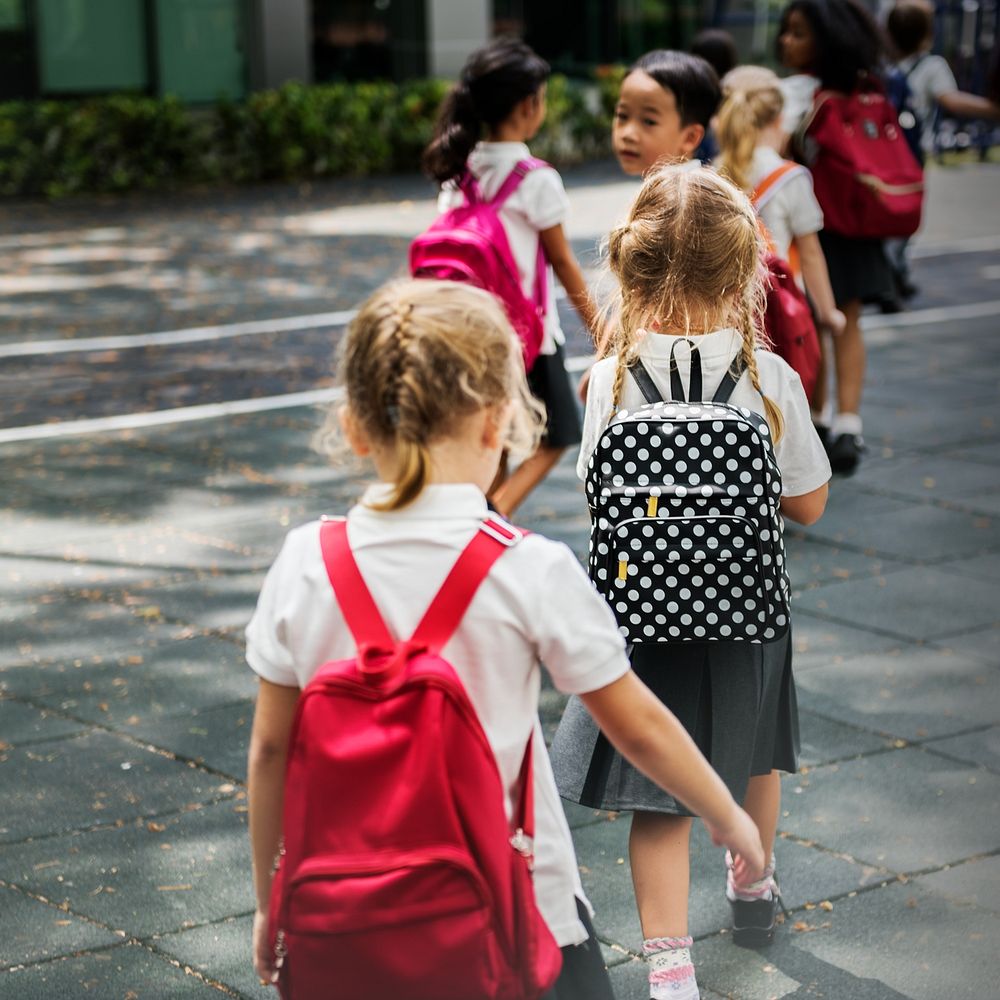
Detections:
[248, 678, 300, 982]
[539, 223, 598, 340]
[581, 671, 765, 881]
[936, 90, 1000, 122]
[795, 232, 846, 336]
[780, 482, 828, 525]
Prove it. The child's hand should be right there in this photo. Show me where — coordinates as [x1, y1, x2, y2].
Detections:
[818, 308, 846, 337]
[705, 806, 765, 886]
[253, 906, 278, 987]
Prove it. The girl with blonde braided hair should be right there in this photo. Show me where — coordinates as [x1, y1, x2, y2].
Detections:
[248, 279, 766, 999]
[552, 165, 830, 999]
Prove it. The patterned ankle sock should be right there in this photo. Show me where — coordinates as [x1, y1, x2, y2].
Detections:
[643, 936, 699, 1000]
[726, 850, 777, 902]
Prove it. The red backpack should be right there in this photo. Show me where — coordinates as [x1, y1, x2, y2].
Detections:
[801, 84, 923, 240]
[268, 517, 563, 1000]
[752, 163, 822, 403]
[410, 159, 549, 372]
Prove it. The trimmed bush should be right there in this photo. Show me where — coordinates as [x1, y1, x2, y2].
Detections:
[0, 73, 616, 199]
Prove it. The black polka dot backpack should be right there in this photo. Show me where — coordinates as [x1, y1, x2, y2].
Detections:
[585, 339, 789, 644]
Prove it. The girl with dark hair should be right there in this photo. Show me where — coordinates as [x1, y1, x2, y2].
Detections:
[424, 38, 597, 517]
[776, 0, 894, 474]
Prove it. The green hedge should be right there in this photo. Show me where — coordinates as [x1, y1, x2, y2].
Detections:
[0, 72, 620, 199]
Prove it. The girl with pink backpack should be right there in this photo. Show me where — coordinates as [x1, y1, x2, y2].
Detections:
[416, 39, 597, 517]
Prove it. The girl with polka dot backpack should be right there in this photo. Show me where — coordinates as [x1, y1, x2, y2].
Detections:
[551, 165, 830, 1000]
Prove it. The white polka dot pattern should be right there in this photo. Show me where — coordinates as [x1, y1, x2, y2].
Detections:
[585, 400, 789, 644]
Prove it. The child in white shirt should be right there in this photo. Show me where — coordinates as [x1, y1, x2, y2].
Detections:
[426, 38, 597, 517]
[245, 279, 764, 998]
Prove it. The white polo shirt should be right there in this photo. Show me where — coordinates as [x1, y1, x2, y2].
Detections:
[245, 483, 631, 947]
[578, 328, 831, 498]
[438, 141, 569, 355]
[746, 146, 824, 263]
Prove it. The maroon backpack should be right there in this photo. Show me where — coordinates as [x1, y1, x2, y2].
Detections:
[268, 517, 562, 1000]
[801, 84, 923, 240]
[752, 164, 822, 403]
[410, 159, 550, 371]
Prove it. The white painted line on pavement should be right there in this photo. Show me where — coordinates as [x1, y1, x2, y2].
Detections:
[1, 297, 995, 445]
[0, 309, 357, 359]
[910, 233, 1000, 258]
[0, 387, 343, 445]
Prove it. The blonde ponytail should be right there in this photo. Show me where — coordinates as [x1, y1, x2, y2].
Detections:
[716, 66, 785, 194]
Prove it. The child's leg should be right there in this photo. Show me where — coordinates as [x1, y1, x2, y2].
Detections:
[828, 298, 866, 472]
[631, 812, 699, 999]
[490, 444, 565, 518]
[742, 770, 781, 859]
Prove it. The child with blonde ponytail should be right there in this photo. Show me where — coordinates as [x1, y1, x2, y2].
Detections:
[552, 166, 830, 1000]
[715, 66, 844, 346]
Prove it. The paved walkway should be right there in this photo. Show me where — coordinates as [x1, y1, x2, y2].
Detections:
[1, 161, 999, 999]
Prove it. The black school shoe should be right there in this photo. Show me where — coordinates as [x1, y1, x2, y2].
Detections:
[730, 885, 790, 948]
[828, 433, 865, 475]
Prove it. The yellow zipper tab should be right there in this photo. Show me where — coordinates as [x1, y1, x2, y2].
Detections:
[647, 496, 658, 517]
[617, 558, 628, 581]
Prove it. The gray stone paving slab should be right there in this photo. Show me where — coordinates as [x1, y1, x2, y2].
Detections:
[916, 854, 1000, 916]
[798, 709, 892, 767]
[2, 632, 253, 727]
[846, 452, 1000, 514]
[794, 566, 1000, 641]
[126, 700, 255, 781]
[935, 552, 1000, 584]
[0, 942, 226, 998]
[0, 883, 120, 970]
[782, 878, 1000, 1000]
[0, 800, 253, 938]
[0, 554, 178, 594]
[930, 622, 1000, 665]
[924, 724, 1000, 774]
[795, 646, 999, 740]
[950, 440, 1000, 466]
[155, 915, 271, 1000]
[784, 535, 905, 592]
[802, 496, 1000, 562]
[0, 730, 235, 843]
[781, 748, 1000, 872]
[863, 398, 1000, 453]
[789, 614, 908, 673]
[0, 696, 86, 746]
[576, 814, 876, 949]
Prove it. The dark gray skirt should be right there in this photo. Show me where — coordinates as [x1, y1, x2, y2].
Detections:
[550, 632, 799, 816]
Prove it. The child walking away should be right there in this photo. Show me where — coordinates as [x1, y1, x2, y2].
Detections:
[552, 167, 830, 1000]
[883, 0, 1000, 298]
[246, 279, 765, 1000]
[415, 38, 595, 518]
[715, 64, 846, 400]
[777, 0, 916, 473]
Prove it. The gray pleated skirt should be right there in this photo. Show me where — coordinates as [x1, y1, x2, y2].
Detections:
[550, 632, 799, 817]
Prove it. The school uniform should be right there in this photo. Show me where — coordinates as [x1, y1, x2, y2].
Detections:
[551, 329, 831, 815]
[246, 483, 628, 991]
[747, 146, 824, 267]
[438, 141, 582, 448]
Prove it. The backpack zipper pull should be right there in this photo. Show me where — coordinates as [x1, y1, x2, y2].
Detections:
[274, 928, 287, 969]
[647, 496, 658, 517]
[617, 558, 628, 582]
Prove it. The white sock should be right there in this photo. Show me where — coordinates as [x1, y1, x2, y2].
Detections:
[831, 411, 863, 437]
[644, 936, 699, 1000]
[726, 850, 777, 902]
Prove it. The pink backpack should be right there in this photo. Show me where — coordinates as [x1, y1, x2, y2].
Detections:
[410, 158, 550, 371]
[268, 517, 563, 1000]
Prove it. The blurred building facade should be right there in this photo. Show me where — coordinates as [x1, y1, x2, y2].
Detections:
[1, 0, 994, 101]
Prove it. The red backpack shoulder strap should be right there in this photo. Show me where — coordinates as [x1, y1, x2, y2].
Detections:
[319, 519, 395, 649]
[490, 157, 550, 208]
[410, 517, 524, 652]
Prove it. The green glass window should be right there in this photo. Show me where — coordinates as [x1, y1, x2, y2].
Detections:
[154, 0, 247, 101]
[37, 0, 148, 93]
